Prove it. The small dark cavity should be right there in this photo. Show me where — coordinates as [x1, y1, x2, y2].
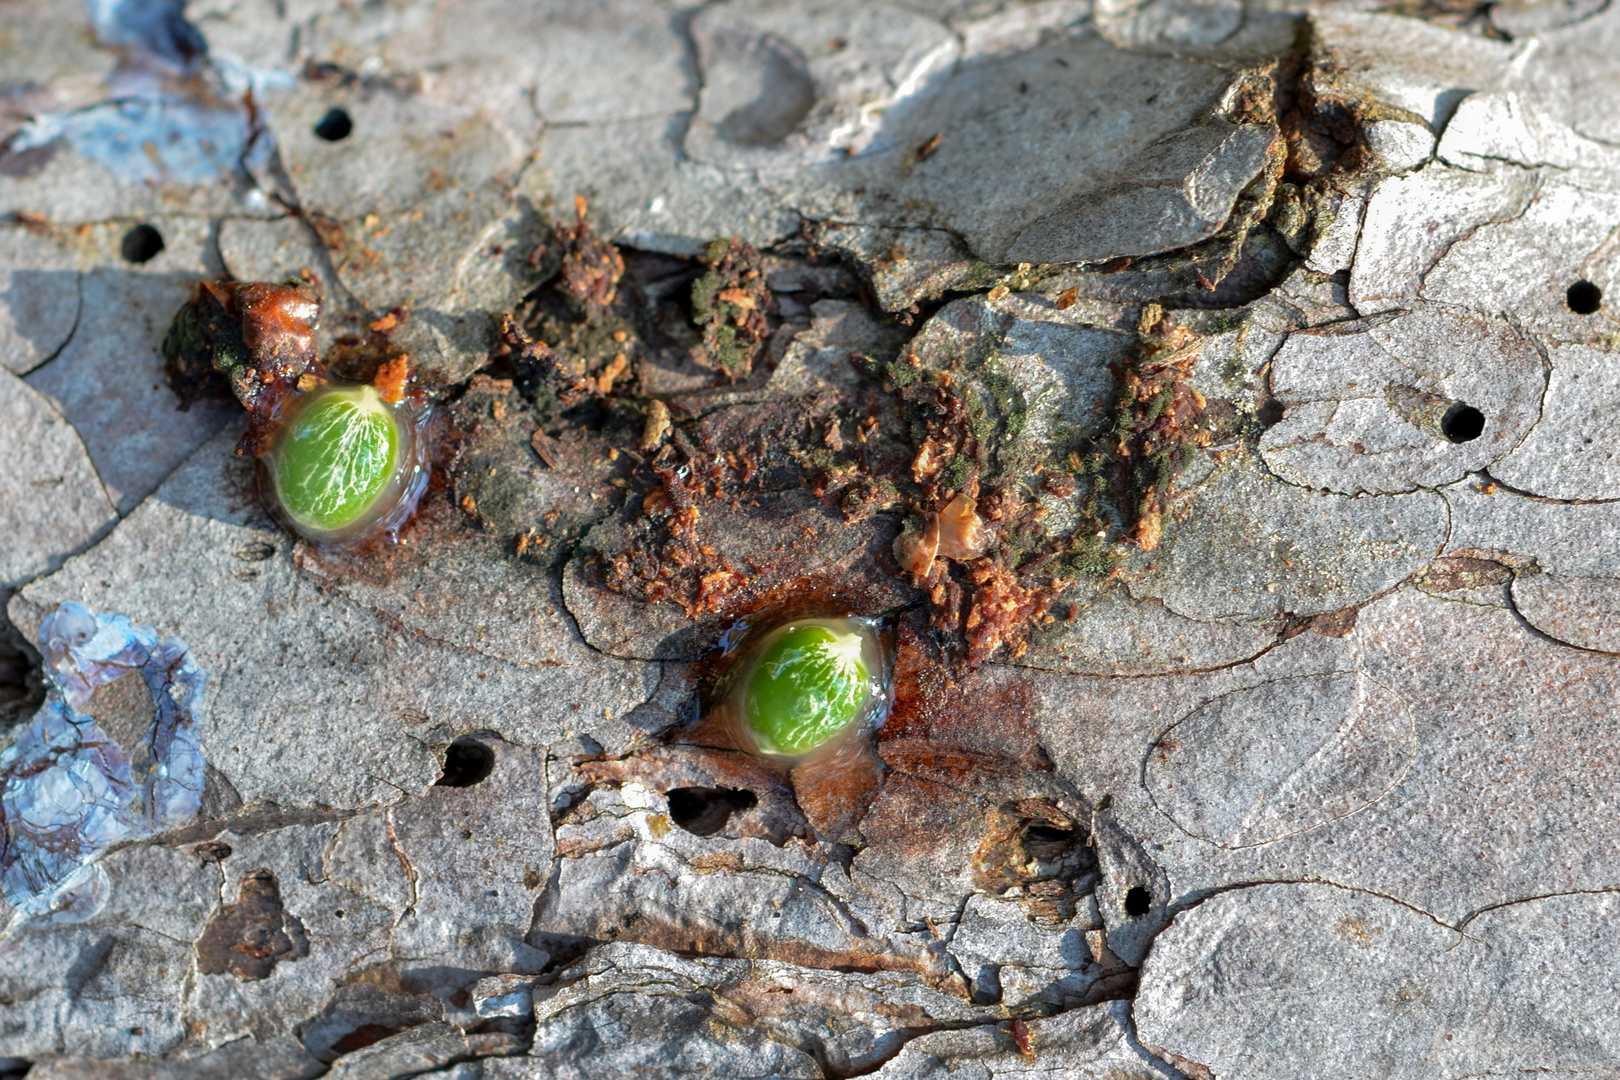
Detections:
[0, 1058, 31, 1080]
[0, 618, 44, 729]
[526, 931, 595, 976]
[1256, 396, 1285, 428]
[313, 107, 354, 142]
[1124, 885, 1152, 917]
[120, 224, 165, 264]
[1441, 402, 1485, 444]
[971, 964, 1003, 1006]
[1567, 279, 1602, 315]
[436, 738, 495, 788]
[1024, 825, 1077, 845]
[666, 786, 758, 837]
[329, 1025, 404, 1057]
[234, 542, 277, 562]
[192, 841, 232, 863]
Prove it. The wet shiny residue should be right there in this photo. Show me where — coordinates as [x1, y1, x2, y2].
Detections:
[260, 383, 432, 543]
[0, 603, 206, 935]
[705, 613, 894, 765]
[164, 279, 434, 545]
[646, 607, 901, 844]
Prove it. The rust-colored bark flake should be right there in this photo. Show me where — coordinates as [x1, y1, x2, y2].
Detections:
[895, 516, 941, 579]
[228, 282, 320, 370]
[555, 196, 626, 309]
[964, 561, 1051, 667]
[641, 400, 672, 452]
[937, 492, 991, 561]
[920, 557, 965, 635]
[373, 353, 411, 405]
[911, 438, 950, 485]
[196, 869, 310, 981]
[1010, 1018, 1034, 1059]
[597, 352, 630, 394]
[1096, 303, 1212, 552]
[696, 568, 744, 613]
[164, 279, 326, 453]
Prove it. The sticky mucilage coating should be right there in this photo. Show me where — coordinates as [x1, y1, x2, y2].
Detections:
[163, 280, 430, 543]
[713, 616, 893, 761]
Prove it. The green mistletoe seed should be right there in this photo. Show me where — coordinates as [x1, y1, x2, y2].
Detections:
[268, 386, 401, 535]
[743, 624, 873, 756]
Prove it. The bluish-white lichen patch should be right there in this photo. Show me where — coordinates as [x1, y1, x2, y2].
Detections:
[0, 602, 205, 932]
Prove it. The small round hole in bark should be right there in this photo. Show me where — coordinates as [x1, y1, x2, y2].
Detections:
[1124, 885, 1152, 917]
[1441, 403, 1484, 444]
[120, 224, 164, 264]
[1024, 825, 1076, 844]
[436, 738, 494, 787]
[313, 107, 354, 142]
[1567, 279, 1602, 315]
[666, 786, 757, 837]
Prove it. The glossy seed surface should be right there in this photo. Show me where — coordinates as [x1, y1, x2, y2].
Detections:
[270, 386, 400, 534]
[743, 624, 873, 755]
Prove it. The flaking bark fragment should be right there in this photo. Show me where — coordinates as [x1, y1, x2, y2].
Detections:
[195, 869, 309, 981]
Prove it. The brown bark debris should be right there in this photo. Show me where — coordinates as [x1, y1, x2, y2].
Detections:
[195, 869, 310, 981]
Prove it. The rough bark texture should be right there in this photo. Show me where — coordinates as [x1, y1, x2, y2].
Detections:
[4, 0, 1620, 1078]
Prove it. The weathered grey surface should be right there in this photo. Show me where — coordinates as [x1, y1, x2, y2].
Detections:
[23, 224, 238, 512]
[0, 369, 114, 588]
[8, 426, 656, 810]
[0, 226, 82, 376]
[1260, 307, 1545, 495]
[1136, 884, 1620, 1080]
[1125, 453, 1449, 623]
[5, 0, 1620, 1077]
